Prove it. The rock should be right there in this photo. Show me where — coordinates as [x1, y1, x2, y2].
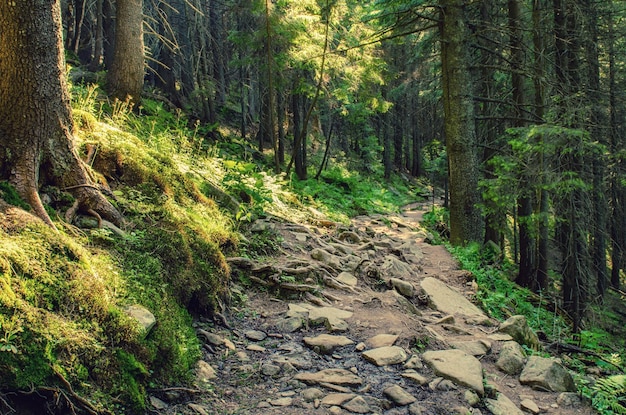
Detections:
[362, 346, 408, 366]
[422, 349, 484, 395]
[498, 315, 540, 350]
[496, 341, 526, 375]
[450, 340, 491, 356]
[464, 390, 480, 406]
[311, 248, 342, 269]
[390, 278, 416, 297]
[365, 333, 398, 348]
[381, 255, 414, 279]
[197, 329, 224, 346]
[329, 406, 343, 415]
[402, 369, 429, 385]
[420, 277, 486, 319]
[322, 393, 355, 406]
[195, 360, 217, 383]
[325, 316, 350, 332]
[244, 329, 267, 341]
[246, 344, 266, 352]
[124, 305, 156, 337]
[270, 397, 293, 406]
[342, 396, 371, 413]
[485, 393, 524, 415]
[188, 403, 210, 415]
[520, 398, 541, 414]
[275, 316, 303, 333]
[384, 385, 417, 406]
[303, 334, 354, 354]
[272, 351, 312, 370]
[149, 396, 168, 409]
[295, 368, 363, 387]
[336, 271, 358, 287]
[557, 392, 582, 407]
[403, 354, 424, 370]
[409, 402, 426, 415]
[393, 290, 422, 315]
[302, 388, 324, 402]
[261, 364, 281, 376]
[519, 356, 576, 392]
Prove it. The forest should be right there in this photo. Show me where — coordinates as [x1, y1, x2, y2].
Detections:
[1, 0, 626, 413]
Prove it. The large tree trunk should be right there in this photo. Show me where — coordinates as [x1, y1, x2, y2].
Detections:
[0, 0, 123, 229]
[107, 0, 144, 104]
[440, 0, 482, 245]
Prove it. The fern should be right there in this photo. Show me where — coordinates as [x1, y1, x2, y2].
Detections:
[591, 375, 626, 415]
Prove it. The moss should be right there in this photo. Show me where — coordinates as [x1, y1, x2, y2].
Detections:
[0, 182, 30, 211]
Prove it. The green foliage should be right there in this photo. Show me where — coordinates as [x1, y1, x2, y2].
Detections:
[448, 242, 569, 339]
[0, 182, 30, 211]
[292, 166, 423, 221]
[580, 375, 626, 415]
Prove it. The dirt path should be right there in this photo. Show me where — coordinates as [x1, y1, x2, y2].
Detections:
[155, 202, 595, 415]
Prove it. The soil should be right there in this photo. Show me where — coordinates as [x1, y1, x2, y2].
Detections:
[154, 202, 597, 415]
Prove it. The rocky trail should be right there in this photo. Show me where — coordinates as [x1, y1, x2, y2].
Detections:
[152, 202, 596, 415]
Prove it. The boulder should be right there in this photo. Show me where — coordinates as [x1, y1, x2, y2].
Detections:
[498, 315, 540, 350]
[422, 349, 484, 395]
[496, 341, 526, 375]
[485, 393, 524, 415]
[420, 277, 486, 319]
[519, 356, 576, 392]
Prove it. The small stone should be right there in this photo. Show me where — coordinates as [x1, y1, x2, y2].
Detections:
[485, 393, 524, 415]
[342, 396, 371, 413]
[362, 346, 407, 366]
[294, 368, 363, 387]
[270, 397, 293, 406]
[246, 344, 266, 352]
[188, 403, 210, 415]
[275, 316, 303, 333]
[384, 385, 417, 406]
[322, 393, 355, 406]
[390, 278, 416, 297]
[149, 396, 168, 409]
[244, 329, 267, 341]
[236, 351, 249, 362]
[337, 272, 358, 287]
[355, 342, 366, 351]
[557, 392, 582, 407]
[261, 364, 281, 376]
[401, 370, 428, 385]
[197, 330, 224, 346]
[303, 334, 354, 354]
[302, 388, 324, 402]
[435, 315, 456, 324]
[365, 333, 399, 348]
[329, 406, 343, 415]
[257, 401, 271, 408]
[223, 338, 236, 350]
[124, 305, 156, 337]
[195, 360, 216, 383]
[465, 390, 480, 406]
[403, 354, 424, 370]
[409, 402, 426, 415]
[520, 398, 540, 414]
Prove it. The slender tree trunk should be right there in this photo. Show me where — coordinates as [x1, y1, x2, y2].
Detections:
[440, 0, 482, 245]
[107, 0, 144, 105]
[88, 0, 104, 71]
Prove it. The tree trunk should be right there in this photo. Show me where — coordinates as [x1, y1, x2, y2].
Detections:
[440, 0, 482, 245]
[107, 0, 144, 105]
[0, 0, 123, 229]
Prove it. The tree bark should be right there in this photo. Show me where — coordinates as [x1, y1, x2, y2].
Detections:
[440, 0, 482, 245]
[107, 0, 144, 105]
[0, 0, 123, 229]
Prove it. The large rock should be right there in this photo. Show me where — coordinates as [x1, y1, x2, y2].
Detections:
[420, 277, 486, 319]
[519, 356, 576, 392]
[422, 349, 484, 395]
[362, 346, 408, 366]
[450, 340, 491, 356]
[485, 393, 524, 415]
[303, 334, 354, 354]
[498, 315, 540, 350]
[496, 341, 526, 375]
[381, 255, 414, 279]
[311, 248, 342, 269]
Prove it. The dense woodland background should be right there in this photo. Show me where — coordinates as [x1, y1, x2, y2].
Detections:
[60, 0, 626, 331]
[1, 0, 626, 412]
